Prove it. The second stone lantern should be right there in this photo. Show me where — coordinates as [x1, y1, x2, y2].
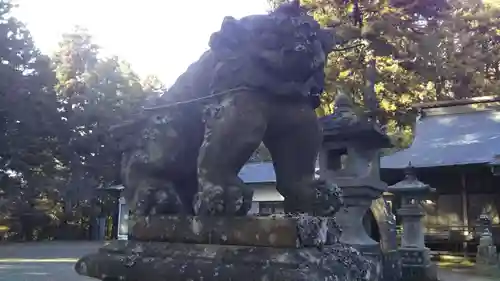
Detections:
[388, 163, 438, 281]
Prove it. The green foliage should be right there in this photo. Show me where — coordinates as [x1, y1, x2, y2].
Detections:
[0, 0, 62, 201]
[269, 0, 500, 149]
[51, 27, 159, 215]
[0, 7, 159, 239]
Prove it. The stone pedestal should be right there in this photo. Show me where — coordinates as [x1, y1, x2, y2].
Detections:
[399, 248, 437, 281]
[476, 235, 498, 266]
[389, 164, 437, 281]
[334, 178, 387, 249]
[75, 215, 380, 281]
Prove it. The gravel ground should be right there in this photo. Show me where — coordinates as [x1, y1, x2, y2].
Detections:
[438, 268, 498, 281]
[0, 263, 94, 281]
[0, 242, 101, 281]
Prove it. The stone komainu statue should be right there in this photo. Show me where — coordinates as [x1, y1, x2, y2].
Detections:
[114, 0, 342, 217]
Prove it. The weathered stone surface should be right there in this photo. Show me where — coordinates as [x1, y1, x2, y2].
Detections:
[399, 248, 437, 281]
[130, 214, 341, 248]
[381, 250, 402, 281]
[114, 0, 338, 218]
[75, 240, 379, 281]
[477, 246, 498, 264]
[319, 94, 392, 149]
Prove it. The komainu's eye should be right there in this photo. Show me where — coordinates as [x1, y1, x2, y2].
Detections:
[152, 115, 165, 124]
[295, 44, 307, 52]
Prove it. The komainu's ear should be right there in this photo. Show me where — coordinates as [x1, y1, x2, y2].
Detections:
[273, 0, 303, 16]
[222, 16, 237, 26]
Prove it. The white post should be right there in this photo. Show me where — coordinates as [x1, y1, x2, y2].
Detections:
[117, 196, 129, 240]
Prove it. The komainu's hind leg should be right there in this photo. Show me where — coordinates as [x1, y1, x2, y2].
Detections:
[122, 151, 184, 216]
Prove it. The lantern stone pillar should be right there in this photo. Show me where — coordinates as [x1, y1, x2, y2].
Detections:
[318, 93, 397, 279]
[388, 164, 437, 281]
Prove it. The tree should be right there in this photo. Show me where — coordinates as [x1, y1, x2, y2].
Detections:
[52, 27, 151, 206]
[0, 1, 62, 198]
[0, 0, 71, 240]
[142, 74, 167, 98]
[268, 0, 500, 148]
[0, 4, 166, 240]
[434, 0, 500, 99]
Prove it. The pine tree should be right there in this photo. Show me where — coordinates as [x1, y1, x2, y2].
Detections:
[52, 27, 151, 203]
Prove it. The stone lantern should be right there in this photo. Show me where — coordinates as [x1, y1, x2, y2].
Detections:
[388, 163, 437, 281]
[318, 93, 392, 256]
[475, 212, 498, 272]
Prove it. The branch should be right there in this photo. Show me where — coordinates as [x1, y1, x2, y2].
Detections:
[325, 20, 342, 29]
[409, 27, 425, 35]
[331, 43, 365, 52]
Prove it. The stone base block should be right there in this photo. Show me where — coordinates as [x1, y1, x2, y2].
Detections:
[75, 240, 379, 281]
[381, 250, 402, 281]
[476, 244, 499, 276]
[129, 214, 341, 248]
[476, 244, 498, 266]
[401, 264, 438, 281]
[348, 244, 401, 281]
[350, 244, 383, 273]
[399, 248, 437, 281]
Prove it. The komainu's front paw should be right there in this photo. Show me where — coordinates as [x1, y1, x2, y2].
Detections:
[149, 183, 184, 215]
[311, 179, 344, 217]
[130, 183, 185, 216]
[193, 185, 225, 215]
[225, 185, 253, 216]
[192, 184, 254, 216]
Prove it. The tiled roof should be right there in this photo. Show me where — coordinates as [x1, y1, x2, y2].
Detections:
[382, 108, 500, 169]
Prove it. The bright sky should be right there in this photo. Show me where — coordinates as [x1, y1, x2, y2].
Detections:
[13, 0, 269, 86]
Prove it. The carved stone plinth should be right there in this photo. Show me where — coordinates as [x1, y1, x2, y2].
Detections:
[75, 215, 380, 281]
[381, 250, 402, 281]
[399, 248, 437, 281]
[476, 240, 498, 267]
